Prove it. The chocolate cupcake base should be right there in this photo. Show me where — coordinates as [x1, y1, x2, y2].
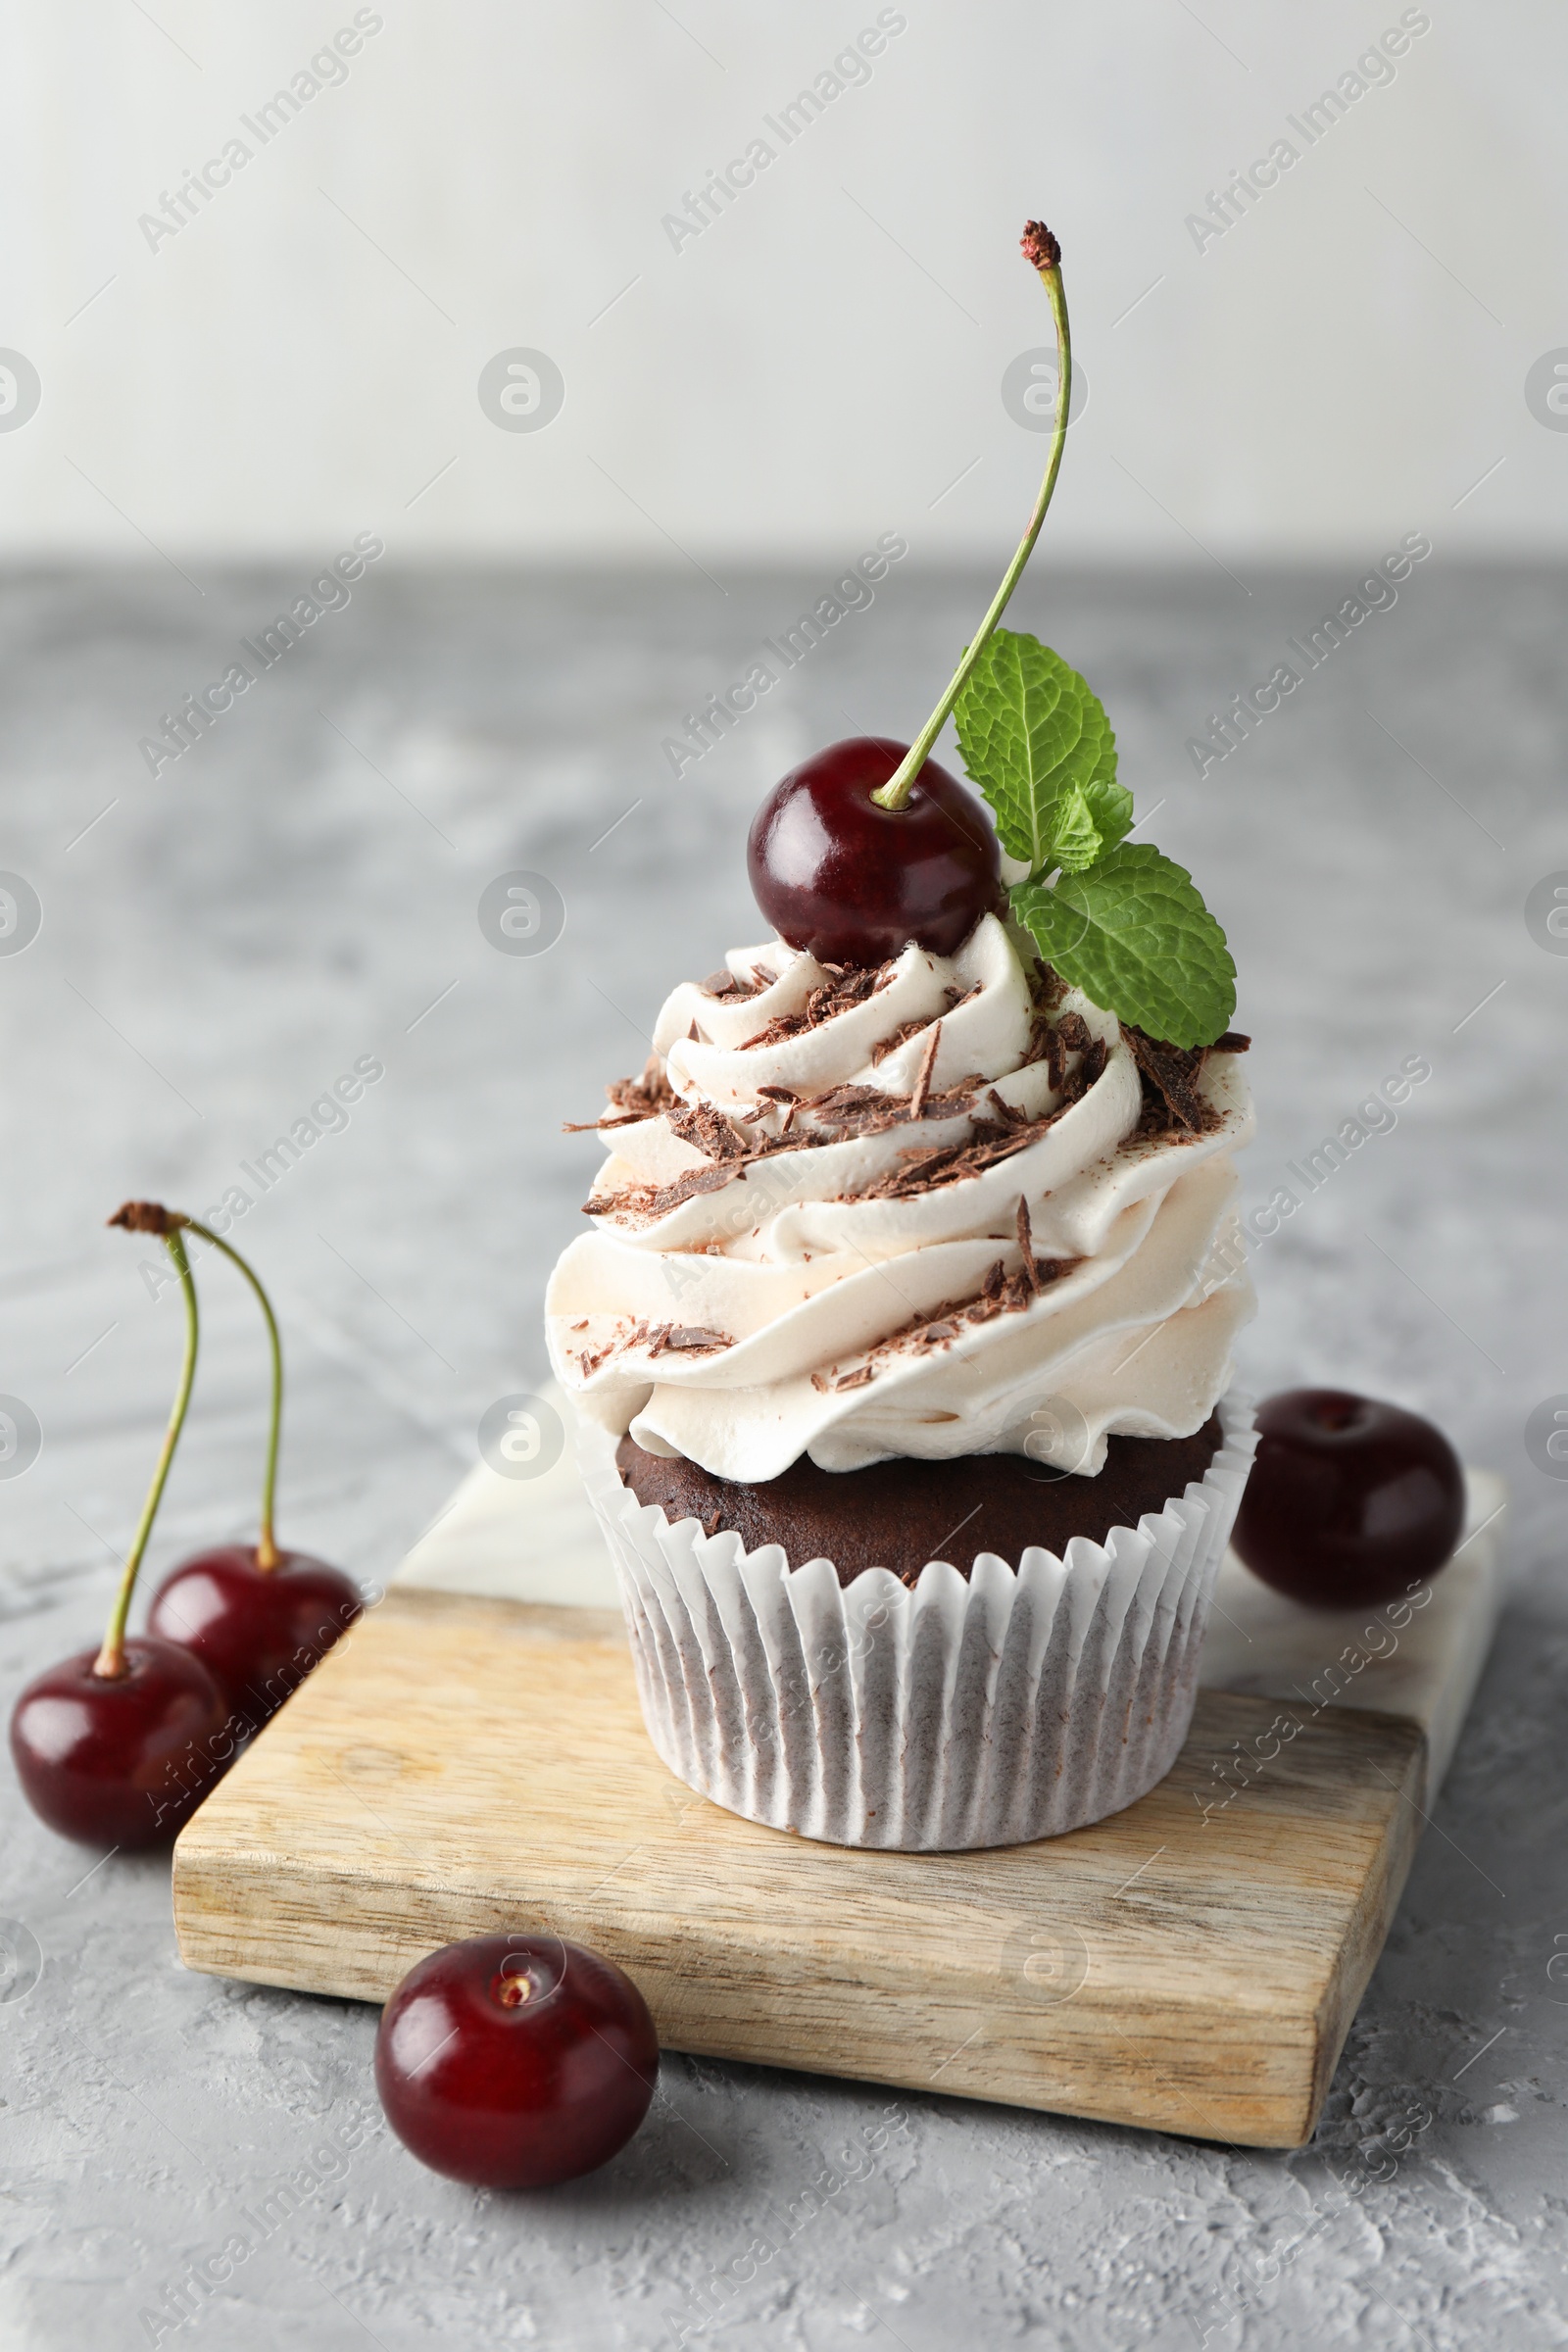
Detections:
[577, 1396, 1257, 1851]
[615, 1418, 1224, 1587]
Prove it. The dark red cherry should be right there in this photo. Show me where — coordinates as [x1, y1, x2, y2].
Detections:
[1232, 1388, 1465, 1610]
[375, 1934, 659, 2188]
[748, 736, 1001, 966]
[9, 1636, 232, 1848]
[148, 1544, 362, 1732]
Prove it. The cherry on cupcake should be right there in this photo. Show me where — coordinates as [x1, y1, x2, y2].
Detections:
[10, 1213, 231, 1848]
[748, 738, 1001, 967]
[375, 1935, 659, 2188]
[145, 1213, 361, 1731]
[748, 223, 1069, 971]
[1232, 1388, 1465, 1610]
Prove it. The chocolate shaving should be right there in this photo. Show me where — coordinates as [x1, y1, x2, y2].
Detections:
[606, 1055, 676, 1118]
[740, 959, 897, 1050]
[1055, 1034, 1107, 1107]
[584, 1109, 828, 1219]
[1128, 1090, 1184, 1145]
[578, 1318, 734, 1374]
[1212, 1031, 1251, 1054]
[856, 1100, 1066, 1200]
[565, 1054, 676, 1131]
[869, 1017, 934, 1066]
[584, 1158, 746, 1221]
[700, 967, 767, 1001]
[1122, 1025, 1215, 1135]
[1020, 1010, 1063, 1084]
[1018, 999, 1108, 1102]
[789, 1077, 977, 1142]
[1030, 957, 1067, 1011]
[665, 1101, 748, 1162]
[909, 1021, 942, 1118]
[1015, 1197, 1039, 1293]
[824, 1248, 1077, 1386]
[800, 1082, 892, 1121]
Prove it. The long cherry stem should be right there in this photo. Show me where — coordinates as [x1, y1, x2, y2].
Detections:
[94, 1228, 199, 1679]
[872, 227, 1073, 813]
[179, 1218, 284, 1570]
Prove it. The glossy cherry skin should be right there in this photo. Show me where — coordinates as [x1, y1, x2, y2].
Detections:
[9, 1636, 234, 1848]
[748, 736, 1002, 967]
[375, 1934, 659, 2188]
[147, 1544, 362, 1732]
[1232, 1389, 1465, 1610]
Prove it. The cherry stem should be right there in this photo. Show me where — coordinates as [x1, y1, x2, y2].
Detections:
[871, 242, 1072, 813]
[94, 1229, 199, 1679]
[180, 1218, 285, 1570]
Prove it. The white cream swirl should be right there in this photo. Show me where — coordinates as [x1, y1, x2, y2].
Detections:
[546, 913, 1254, 1481]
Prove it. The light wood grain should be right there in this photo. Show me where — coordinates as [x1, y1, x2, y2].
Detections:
[173, 1588, 1430, 2148]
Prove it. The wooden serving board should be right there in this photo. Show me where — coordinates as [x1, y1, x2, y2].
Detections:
[172, 1427, 1506, 2150]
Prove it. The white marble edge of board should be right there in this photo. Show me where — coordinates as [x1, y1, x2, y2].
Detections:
[391, 1388, 1506, 1799]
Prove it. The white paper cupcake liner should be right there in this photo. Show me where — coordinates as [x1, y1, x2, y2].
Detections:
[576, 1394, 1257, 1851]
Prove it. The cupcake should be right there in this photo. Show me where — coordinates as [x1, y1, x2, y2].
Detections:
[547, 220, 1259, 1848]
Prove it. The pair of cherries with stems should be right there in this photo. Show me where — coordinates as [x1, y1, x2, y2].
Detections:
[10, 1204, 361, 1851]
[12, 1208, 662, 2193]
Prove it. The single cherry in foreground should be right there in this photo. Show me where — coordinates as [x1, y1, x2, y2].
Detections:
[1232, 1388, 1465, 1610]
[375, 1935, 659, 2188]
[748, 736, 1001, 967]
[148, 1544, 361, 1730]
[10, 1638, 230, 1848]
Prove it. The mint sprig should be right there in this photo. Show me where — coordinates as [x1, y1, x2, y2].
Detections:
[953, 625, 1236, 1047]
[861, 226, 1237, 1051]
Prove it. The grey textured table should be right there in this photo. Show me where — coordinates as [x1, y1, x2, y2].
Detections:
[2, 562, 1565, 2350]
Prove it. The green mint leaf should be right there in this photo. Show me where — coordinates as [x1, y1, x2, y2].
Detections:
[955, 628, 1132, 876]
[1010, 844, 1237, 1048]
